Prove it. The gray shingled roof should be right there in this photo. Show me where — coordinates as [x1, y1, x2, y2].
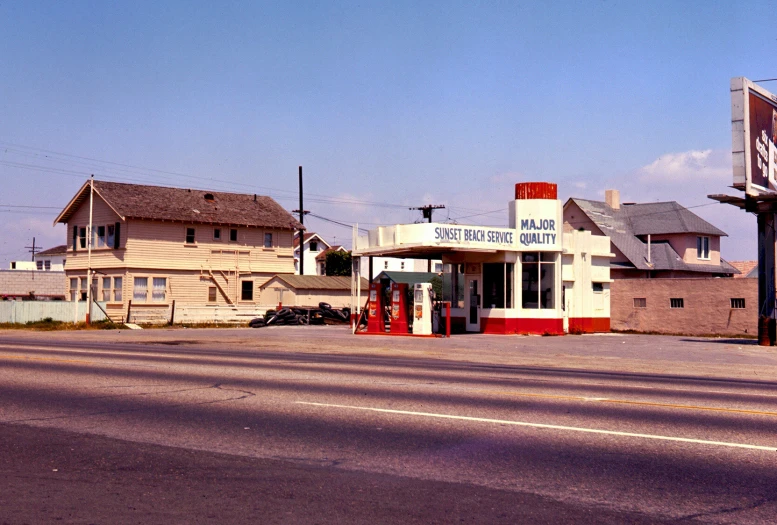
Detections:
[36, 244, 68, 256]
[261, 274, 369, 290]
[567, 198, 736, 275]
[57, 180, 303, 230]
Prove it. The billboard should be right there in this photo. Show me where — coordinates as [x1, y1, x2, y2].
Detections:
[731, 77, 777, 196]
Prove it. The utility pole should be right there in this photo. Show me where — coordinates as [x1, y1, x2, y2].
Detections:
[410, 204, 445, 271]
[86, 175, 94, 326]
[25, 237, 40, 262]
[294, 166, 307, 275]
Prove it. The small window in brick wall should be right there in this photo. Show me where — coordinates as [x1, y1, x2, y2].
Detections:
[633, 298, 647, 308]
[731, 298, 746, 309]
[670, 298, 684, 309]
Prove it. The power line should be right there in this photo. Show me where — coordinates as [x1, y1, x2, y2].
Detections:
[0, 204, 61, 209]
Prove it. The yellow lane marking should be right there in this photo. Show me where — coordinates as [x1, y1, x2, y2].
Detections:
[0, 354, 93, 364]
[297, 401, 777, 452]
[476, 389, 777, 418]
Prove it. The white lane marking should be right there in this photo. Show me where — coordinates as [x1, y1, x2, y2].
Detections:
[296, 401, 777, 452]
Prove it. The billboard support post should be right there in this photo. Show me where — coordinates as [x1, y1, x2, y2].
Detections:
[757, 212, 777, 345]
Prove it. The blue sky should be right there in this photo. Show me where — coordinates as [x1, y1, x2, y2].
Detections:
[1, 1, 775, 266]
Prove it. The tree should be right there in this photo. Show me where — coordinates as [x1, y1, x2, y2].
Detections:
[325, 250, 352, 276]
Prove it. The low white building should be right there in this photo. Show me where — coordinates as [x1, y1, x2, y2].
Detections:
[9, 244, 67, 272]
[353, 182, 613, 335]
[294, 232, 330, 275]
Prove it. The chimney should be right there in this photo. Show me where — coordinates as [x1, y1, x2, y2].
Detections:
[605, 189, 620, 210]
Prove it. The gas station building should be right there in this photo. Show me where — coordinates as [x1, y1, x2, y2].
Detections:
[352, 182, 613, 335]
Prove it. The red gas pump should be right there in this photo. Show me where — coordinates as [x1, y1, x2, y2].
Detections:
[367, 282, 385, 333]
[390, 282, 409, 333]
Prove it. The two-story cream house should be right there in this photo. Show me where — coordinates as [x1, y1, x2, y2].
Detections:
[55, 180, 303, 321]
[563, 190, 737, 279]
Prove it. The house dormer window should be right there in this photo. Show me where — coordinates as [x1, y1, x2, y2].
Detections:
[310, 241, 318, 252]
[697, 236, 710, 260]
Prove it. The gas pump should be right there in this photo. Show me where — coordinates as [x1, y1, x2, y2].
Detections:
[390, 283, 409, 334]
[413, 282, 434, 335]
[367, 282, 385, 333]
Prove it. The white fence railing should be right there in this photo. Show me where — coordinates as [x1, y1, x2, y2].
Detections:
[0, 300, 107, 324]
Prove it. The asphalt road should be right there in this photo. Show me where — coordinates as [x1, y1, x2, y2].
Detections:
[1, 327, 777, 524]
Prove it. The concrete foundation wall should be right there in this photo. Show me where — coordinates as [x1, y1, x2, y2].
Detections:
[611, 279, 757, 337]
[0, 270, 67, 298]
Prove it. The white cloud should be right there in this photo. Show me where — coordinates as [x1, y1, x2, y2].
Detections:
[637, 149, 731, 183]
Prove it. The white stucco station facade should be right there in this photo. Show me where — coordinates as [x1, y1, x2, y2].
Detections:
[353, 182, 613, 335]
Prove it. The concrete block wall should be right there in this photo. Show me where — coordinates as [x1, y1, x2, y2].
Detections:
[611, 278, 757, 337]
[0, 270, 67, 298]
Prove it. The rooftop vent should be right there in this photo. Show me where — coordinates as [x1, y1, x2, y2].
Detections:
[204, 193, 215, 201]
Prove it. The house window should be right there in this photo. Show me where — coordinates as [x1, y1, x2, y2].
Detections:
[186, 228, 196, 244]
[230, 229, 238, 242]
[731, 298, 746, 309]
[36, 260, 43, 270]
[96, 226, 106, 248]
[114, 277, 122, 302]
[697, 236, 710, 260]
[133, 277, 148, 303]
[264, 232, 273, 248]
[384, 261, 389, 270]
[319, 262, 326, 275]
[80, 277, 88, 301]
[152, 277, 167, 302]
[213, 228, 221, 241]
[434, 263, 443, 272]
[69, 278, 78, 301]
[79, 227, 87, 248]
[241, 281, 254, 301]
[107, 225, 115, 247]
[522, 252, 555, 309]
[208, 287, 217, 302]
[102, 277, 111, 301]
[592, 282, 604, 292]
[633, 298, 647, 308]
[670, 298, 684, 309]
[44, 260, 51, 270]
[310, 241, 318, 252]
[401, 261, 405, 270]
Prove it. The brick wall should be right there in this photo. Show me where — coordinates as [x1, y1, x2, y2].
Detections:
[0, 270, 67, 298]
[611, 278, 757, 337]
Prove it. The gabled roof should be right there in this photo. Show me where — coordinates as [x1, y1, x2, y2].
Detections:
[293, 232, 330, 249]
[315, 246, 346, 261]
[55, 180, 304, 230]
[566, 198, 735, 275]
[35, 245, 68, 256]
[374, 271, 439, 284]
[260, 274, 368, 291]
[729, 260, 758, 278]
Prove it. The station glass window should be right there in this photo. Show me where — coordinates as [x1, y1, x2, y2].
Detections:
[442, 264, 465, 308]
[522, 252, 555, 309]
[483, 263, 514, 309]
